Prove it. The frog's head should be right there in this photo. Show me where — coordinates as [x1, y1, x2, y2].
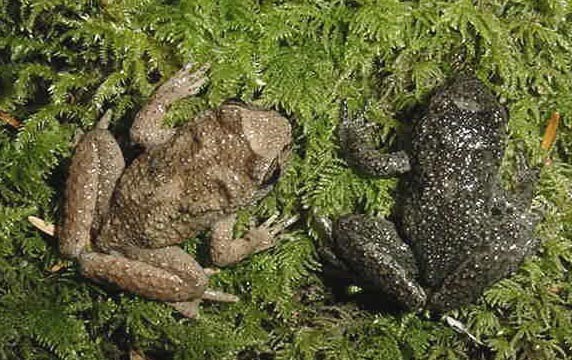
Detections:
[228, 104, 292, 194]
[429, 75, 508, 149]
[432, 74, 507, 122]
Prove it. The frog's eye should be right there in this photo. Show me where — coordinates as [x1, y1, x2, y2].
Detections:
[261, 159, 281, 187]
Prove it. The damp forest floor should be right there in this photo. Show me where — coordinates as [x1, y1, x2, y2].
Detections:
[0, 1, 571, 359]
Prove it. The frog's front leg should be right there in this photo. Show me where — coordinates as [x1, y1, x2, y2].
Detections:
[333, 214, 427, 310]
[130, 63, 209, 148]
[210, 214, 285, 267]
[339, 101, 410, 177]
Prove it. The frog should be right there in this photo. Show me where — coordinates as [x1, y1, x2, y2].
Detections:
[323, 74, 541, 313]
[55, 63, 293, 317]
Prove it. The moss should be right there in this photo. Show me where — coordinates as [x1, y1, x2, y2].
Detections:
[0, 0, 570, 359]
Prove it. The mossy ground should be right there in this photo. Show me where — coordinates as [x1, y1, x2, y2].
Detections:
[0, 1, 571, 359]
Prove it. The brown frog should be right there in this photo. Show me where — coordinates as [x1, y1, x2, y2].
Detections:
[54, 64, 292, 317]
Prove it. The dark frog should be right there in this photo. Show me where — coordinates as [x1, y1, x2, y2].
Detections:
[327, 75, 541, 312]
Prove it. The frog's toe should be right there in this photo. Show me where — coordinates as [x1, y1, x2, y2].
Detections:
[263, 214, 299, 236]
[203, 268, 221, 276]
[28, 216, 56, 237]
[168, 299, 202, 318]
[202, 288, 239, 303]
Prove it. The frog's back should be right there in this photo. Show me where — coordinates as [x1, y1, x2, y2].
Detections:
[98, 106, 260, 250]
[398, 76, 507, 288]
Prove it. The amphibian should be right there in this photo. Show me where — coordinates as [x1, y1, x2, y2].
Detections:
[328, 75, 540, 312]
[57, 64, 292, 317]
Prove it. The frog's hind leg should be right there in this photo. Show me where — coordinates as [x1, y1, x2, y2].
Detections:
[333, 214, 427, 311]
[428, 202, 539, 313]
[79, 246, 238, 317]
[428, 155, 542, 312]
[79, 247, 208, 301]
[59, 123, 125, 258]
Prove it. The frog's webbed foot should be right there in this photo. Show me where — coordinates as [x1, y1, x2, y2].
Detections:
[59, 123, 125, 258]
[333, 214, 426, 311]
[130, 63, 209, 148]
[339, 101, 410, 177]
[210, 213, 298, 267]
